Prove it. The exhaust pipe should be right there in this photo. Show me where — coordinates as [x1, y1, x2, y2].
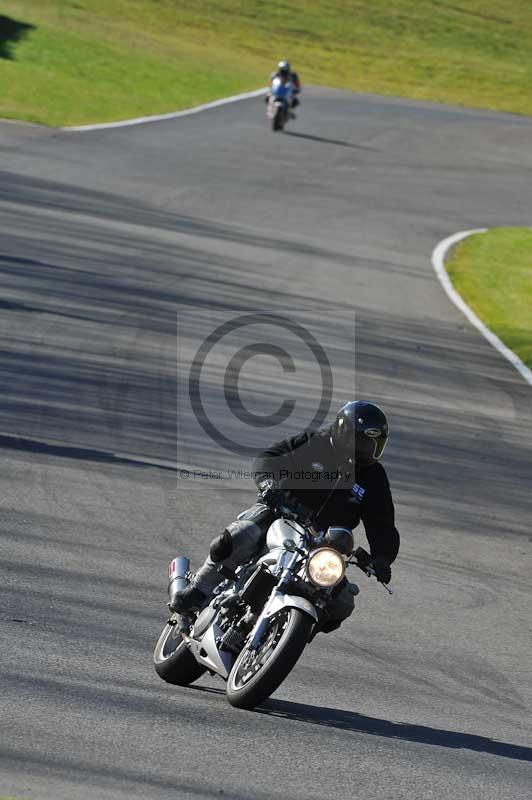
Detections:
[167, 556, 190, 609]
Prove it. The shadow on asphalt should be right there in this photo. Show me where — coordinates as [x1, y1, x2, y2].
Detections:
[257, 699, 532, 763]
[189, 684, 226, 696]
[283, 130, 377, 150]
[1, 167, 531, 540]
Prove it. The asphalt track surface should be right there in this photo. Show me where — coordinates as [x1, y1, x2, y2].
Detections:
[1, 88, 531, 800]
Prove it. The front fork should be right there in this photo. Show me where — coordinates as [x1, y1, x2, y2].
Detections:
[248, 552, 319, 650]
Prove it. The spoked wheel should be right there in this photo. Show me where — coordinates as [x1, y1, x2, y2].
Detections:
[226, 608, 313, 710]
[153, 615, 206, 685]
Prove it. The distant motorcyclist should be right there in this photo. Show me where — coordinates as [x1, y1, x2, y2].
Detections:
[173, 401, 400, 632]
[267, 59, 301, 113]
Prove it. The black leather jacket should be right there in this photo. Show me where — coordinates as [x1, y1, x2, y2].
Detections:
[252, 427, 400, 563]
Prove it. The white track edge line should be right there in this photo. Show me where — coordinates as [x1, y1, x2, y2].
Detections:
[431, 229, 532, 387]
[63, 87, 268, 132]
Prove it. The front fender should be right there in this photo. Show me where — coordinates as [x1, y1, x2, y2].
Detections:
[263, 591, 318, 622]
[248, 589, 318, 650]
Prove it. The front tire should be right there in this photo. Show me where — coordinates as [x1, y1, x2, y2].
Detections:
[226, 608, 313, 710]
[272, 107, 284, 131]
[153, 616, 206, 685]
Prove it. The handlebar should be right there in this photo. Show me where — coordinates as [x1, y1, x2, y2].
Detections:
[348, 546, 394, 595]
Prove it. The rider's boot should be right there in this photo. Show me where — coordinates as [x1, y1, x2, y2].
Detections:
[170, 584, 207, 613]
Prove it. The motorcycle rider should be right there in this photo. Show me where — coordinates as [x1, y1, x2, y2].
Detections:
[267, 59, 301, 113]
[173, 401, 400, 631]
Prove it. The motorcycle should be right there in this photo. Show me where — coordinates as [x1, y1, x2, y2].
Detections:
[153, 507, 393, 710]
[266, 77, 294, 132]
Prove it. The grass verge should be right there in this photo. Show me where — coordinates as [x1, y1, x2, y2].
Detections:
[3, 1, 532, 125]
[447, 228, 532, 370]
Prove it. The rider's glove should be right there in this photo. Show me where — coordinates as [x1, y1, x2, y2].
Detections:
[257, 480, 313, 522]
[371, 558, 392, 584]
[257, 479, 285, 510]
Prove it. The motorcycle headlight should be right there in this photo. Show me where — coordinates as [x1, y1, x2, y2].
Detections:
[307, 548, 345, 588]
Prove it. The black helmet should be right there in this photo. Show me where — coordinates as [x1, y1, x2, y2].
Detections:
[331, 400, 389, 467]
[278, 59, 290, 76]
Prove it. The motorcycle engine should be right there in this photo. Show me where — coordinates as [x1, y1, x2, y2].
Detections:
[192, 605, 217, 638]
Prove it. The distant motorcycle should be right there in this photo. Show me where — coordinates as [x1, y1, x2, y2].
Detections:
[266, 77, 294, 132]
[153, 507, 393, 710]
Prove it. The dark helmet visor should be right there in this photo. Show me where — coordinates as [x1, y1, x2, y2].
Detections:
[355, 431, 379, 464]
[340, 429, 385, 465]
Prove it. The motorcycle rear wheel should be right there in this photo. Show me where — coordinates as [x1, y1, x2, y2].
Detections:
[226, 608, 313, 709]
[153, 616, 206, 685]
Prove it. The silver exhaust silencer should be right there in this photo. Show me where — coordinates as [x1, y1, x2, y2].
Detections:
[168, 556, 190, 609]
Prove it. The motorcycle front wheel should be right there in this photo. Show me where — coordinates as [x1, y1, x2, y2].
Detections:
[226, 607, 313, 709]
[153, 615, 206, 685]
[272, 107, 284, 131]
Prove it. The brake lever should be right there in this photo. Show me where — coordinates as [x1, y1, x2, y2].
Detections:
[347, 558, 394, 595]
